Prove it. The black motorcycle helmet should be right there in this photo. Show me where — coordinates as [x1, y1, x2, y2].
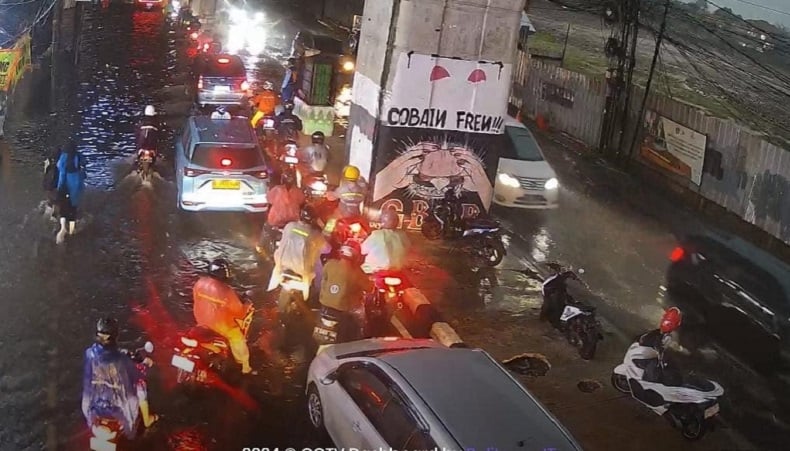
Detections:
[282, 101, 294, 113]
[96, 317, 119, 346]
[311, 131, 325, 145]
[208, 258, 231, 281]
[281, 171, 296, 187]
[300, 205, 316, 224]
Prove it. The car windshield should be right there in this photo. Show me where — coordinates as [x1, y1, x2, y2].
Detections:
[201, 57, 245, 77]
[191, 144, 264, 170]
[501, 126, 545, 161]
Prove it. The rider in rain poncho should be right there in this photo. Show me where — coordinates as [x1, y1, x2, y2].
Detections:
[82, 318, 157, 439]
[361, 208, 410, 274]
[267, 206, 331, 304]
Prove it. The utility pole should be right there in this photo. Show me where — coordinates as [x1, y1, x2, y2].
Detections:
[628, 0, 670, 160]
[615, 0, 640, 161]
[560, 23, 571, 68]
[50, 0, 63, 113]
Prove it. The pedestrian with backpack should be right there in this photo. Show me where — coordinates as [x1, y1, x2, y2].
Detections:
[43, 148, 63, 219]
[55, 141, 87, 244]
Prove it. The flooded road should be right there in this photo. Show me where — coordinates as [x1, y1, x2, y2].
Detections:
[0, 5, 329, 450]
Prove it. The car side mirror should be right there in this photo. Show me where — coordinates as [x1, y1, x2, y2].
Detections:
[144, 341, 154, 353]
[320, 372, 338, 385]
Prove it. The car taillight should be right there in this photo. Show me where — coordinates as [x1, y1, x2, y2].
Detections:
[670, 246, 685, 262]
[220, 158, 232, 167]
[240, 80, 250, 91]
[245, 170, 268, 179]
[183, 167, 209, 177]
[197, 76, 203, 89]
[181, 337, 198, 347]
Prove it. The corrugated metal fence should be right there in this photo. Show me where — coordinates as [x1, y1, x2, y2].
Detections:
[510, 50, 790, 246]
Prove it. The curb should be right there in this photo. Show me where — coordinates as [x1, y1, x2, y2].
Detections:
[390, 287, 466, 348]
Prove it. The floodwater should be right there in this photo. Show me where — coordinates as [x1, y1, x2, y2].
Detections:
[0, 5, 326, 450]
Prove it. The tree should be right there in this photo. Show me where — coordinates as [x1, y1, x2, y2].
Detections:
[694, 0, 708, 13]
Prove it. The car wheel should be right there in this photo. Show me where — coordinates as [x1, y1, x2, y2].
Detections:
[307, 384, 327, 434]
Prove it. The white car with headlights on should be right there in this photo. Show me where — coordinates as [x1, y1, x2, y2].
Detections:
[306, 338, 582, 450]
[493, 116, 559, 209]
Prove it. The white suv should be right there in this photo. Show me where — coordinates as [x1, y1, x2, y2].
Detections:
[175, 115, 270, 213]
[306, 338, 581, 450]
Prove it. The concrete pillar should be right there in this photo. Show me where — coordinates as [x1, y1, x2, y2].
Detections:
[347, 0, 525, 230]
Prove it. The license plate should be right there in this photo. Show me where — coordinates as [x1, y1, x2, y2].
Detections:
[90, 438, 116, 451]
[263, 119, 275, 129]
[213, 85, 230, 93]
[704, 403, 719, 418]
[284, 156, 299, 164]
[212, 179, 240, 190]
[171, 354, 195, 373]
[314, 327, 337, 340]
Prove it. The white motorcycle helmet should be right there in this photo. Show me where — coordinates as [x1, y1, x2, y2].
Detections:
[144, 105, 156, 117]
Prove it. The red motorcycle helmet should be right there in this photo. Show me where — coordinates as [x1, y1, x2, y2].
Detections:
[660, 307, 682, 334]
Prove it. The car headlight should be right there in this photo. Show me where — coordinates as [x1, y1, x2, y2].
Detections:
[545, 177, 559, 190]
[342, 60, 355, 72]
[497, 173, 520, 188]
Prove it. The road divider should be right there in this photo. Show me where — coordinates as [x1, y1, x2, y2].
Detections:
[389, 287, 466, 348]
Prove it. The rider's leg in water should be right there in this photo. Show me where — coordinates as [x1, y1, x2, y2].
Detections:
[135, 382, 158, 428]
[225, 327, 252, 374]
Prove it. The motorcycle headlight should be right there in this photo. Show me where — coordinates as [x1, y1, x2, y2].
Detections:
[342, 60, 355, 72]
[310, 181, 328, 192]
[497, 173, 520, 188]
[544, 177, 559, 190]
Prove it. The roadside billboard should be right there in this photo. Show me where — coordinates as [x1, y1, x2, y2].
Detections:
[639, 110, 707, 185]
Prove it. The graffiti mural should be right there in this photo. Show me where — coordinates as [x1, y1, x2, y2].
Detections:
[371, 127, 499, 230]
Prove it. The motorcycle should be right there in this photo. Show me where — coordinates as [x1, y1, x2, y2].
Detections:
[421, 191, 506, 267]
[540, 266, 602, 360]
[365, 270, 409, 335]
[255, 223, 283, 262]
[327, 216, 370, 251]
[137, 149, 155, 182]
[278, 269, 310, 325]
[611, 340, 724, 440]
[89, 341, 154, 451]
[278, 141, 300, 185]
[171, 303, 255, 386]
[313, 291, 386, 346]
[301, 172, 328, 201]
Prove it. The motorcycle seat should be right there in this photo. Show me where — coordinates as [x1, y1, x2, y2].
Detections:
[467, 218, 500, 229]
[680, 375, 715, 392]
[187, 326, 225, 343]
[282, 269, 302, 281]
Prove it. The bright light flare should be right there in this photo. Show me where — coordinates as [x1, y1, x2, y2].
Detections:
[229, 8, 246, 24]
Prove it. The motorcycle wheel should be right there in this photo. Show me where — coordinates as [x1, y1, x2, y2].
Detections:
[610, 373, 630, 393]
[578, 330, 598, 360]
[480, 237, 505, 266]
[422, 219, 443, 240]
[680, 414, 706, 441]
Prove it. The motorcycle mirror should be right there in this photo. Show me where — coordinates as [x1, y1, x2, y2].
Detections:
[144, 341, 154, 353]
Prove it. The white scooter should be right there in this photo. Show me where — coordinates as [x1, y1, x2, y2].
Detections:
[611, 339, 724, 440]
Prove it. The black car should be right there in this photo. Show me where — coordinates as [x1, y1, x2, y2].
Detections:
[193, 54, 249, 108]
[666, 231, 790, 365]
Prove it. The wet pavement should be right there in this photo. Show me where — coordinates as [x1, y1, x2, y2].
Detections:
[411, 126, 790, 449]
[0, 3, 339, 450]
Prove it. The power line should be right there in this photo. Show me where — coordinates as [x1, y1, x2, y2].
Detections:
[727, 0, 790, 17]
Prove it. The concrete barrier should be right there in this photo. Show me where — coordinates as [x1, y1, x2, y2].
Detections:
[392, 287, 465, 348]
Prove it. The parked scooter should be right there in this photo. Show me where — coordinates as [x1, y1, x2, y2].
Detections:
[89, 341, 155, 451]
[170, 304, 255, 386]
[540, 265, 602, 359]
[611, 339, 724, 440]
[421, 189, 506, 266]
